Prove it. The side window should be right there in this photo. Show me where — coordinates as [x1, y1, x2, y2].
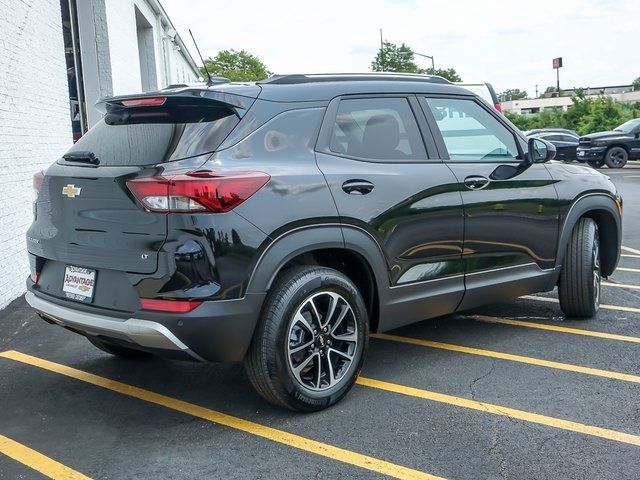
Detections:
[424, 97, 520, 161]
[329, 97, 426, 161]
[543, 134, 563, 142]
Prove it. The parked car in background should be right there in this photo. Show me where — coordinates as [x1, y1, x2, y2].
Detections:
[527, 129, 580, 162]
[456, 82, 502, 112]
[524, 128, 579, 138]
[577, 118, 640, 168]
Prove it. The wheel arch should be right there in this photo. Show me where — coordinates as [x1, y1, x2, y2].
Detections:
[246, 225, 388, 332]
[606, 144, 630, 154]
[556, 194, 621, 278]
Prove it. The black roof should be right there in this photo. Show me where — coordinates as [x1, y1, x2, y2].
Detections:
[253, 73, 470, 102]
[150, 73, 473, 104]
[258, 73, 451, 85]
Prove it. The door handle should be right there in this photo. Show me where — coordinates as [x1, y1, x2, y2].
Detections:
[463, 175, 490, 190]
[342, 179, 374, 195]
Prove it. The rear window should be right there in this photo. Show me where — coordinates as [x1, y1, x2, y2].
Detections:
[64, 102, 239, 166]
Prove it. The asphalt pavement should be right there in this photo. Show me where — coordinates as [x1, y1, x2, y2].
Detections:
[1, 164, 639, 480]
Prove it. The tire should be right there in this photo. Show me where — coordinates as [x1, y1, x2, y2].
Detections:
[87, 337, 153, 358]
[245, 266, 369, 412]
[587, 158, 605, 168]
[558, 218, 601, 318]
[604, 146, 628, 168]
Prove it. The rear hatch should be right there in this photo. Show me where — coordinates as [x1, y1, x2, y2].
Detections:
[28, 88, 256, 283]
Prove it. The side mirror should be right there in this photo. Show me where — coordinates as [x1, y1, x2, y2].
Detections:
[527, 137, 556, 164]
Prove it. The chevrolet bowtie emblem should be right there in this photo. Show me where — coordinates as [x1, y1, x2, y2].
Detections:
[62, 184, 82, 198]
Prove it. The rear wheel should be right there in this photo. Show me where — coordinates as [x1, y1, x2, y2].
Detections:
[87, 337, 153, 358]
[558, 218, 600, 318]
[245, 266, 368, 412]
[604, 147, 628, 168]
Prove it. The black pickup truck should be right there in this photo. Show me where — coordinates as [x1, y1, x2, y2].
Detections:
[577, 118, 640, 168]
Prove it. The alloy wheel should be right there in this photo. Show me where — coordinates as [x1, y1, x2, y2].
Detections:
[287, 291, 358, 392]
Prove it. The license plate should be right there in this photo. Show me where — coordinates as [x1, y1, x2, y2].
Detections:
[63, 266, 96, 302]
[577, 150, 585, 156]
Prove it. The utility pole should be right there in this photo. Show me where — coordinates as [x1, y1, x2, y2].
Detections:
[552, 57, 563, 94]
[535, 84, 539, 98]
[379, 28, 384, 71]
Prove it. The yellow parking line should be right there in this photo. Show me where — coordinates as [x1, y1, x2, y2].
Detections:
[522, 295, 640, 314]
[0, 351, 441, 480]
[468, 315, 640, 344]
[0, 433, 91, 480]
[617, 267, 640, 273]
[356, 377, 640, 447]
[603, 281, 640, 290]
[622, 246, 640, 255]
[371, 333, 640, 384]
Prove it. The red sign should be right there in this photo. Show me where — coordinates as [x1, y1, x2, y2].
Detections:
[553, 57, 563, 69]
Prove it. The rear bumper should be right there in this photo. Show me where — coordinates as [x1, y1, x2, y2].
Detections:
[26, 289, 266, 363]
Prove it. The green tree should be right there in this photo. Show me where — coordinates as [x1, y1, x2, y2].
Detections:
[371, 41, 462, 82]
[371, 41, 420, 73]
[573, 95, 632, 134]
[505, 91, 637, 136]
[423, 67, 462, 83]
[201, 49, 270, 82]
[499, 89, 528, 101]
[633, 77, 640, 91]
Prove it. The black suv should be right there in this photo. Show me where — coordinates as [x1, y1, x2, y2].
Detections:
[26, 74, 622, 411]
[577, 118, 640, 168]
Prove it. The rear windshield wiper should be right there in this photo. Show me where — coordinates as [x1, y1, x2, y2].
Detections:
[63, 151, 100, 165]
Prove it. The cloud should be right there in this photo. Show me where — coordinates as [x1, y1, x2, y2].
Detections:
[161, 0, 639, 95]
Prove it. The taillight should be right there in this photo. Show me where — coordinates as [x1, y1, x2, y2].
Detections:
[126, 171, 270, 213]
[140, 298, 202, 313]
[121, 96, 167, 107]
[494, 103, 503, 113]
[33, 171, 45, 192]
[30, 272, 40, 284]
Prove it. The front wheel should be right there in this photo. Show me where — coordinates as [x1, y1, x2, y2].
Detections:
[587, 158, 605, 168]
[558, 218, 600, 318]
[245, 266, 368, 412]
[604, 147, 628, 168]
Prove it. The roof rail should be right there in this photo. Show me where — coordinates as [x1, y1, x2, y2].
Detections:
[258, 73, 451, 85]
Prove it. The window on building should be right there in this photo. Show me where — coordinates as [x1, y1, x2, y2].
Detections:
[135, 7, 158, 92]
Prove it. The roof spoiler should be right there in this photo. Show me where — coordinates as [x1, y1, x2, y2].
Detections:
[96, 88, 256, 116]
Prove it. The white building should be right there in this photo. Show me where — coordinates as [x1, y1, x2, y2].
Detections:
[0, 0, 201, 310]
[66, 0, 202, 136]
[502, 85, 640, 115]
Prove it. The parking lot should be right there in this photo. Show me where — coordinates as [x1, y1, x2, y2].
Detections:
[1, 165, 639, 480]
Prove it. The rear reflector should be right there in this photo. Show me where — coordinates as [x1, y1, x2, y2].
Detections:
[140, 298, 202, 313]
[126, 171, 270, 213]
[121, 97, 167, 107]
[30, 272, 40, 284]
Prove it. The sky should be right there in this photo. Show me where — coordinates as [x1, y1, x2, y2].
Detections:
[162, 0, 639, 97]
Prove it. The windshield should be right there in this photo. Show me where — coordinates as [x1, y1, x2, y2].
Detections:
[614, 119, 640, 133]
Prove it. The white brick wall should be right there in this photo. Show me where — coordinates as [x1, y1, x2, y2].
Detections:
[0, 0, 72, 309]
